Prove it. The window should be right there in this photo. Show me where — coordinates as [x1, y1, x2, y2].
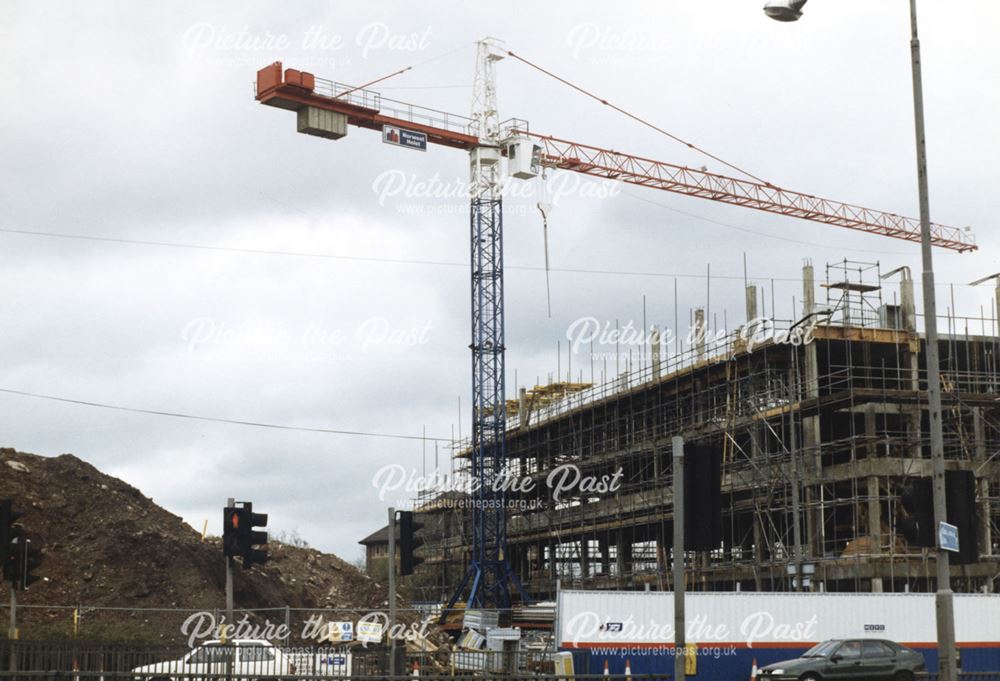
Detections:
[803, 641, 839, 658]
[187, 645, 234, 665]
[863, 641, 895, 658]
[239, 644, 275, 663]
[837, 641, 862, 659]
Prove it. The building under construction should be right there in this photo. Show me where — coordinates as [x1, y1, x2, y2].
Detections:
[403, 260, 1000, 602]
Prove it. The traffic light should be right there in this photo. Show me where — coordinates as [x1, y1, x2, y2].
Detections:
[898, 478, 936, 547]
[1, 499, 24, 552]
[1, 500, 40, 590]
[12, 538, 42, 589]
[222, 502, 268, 570]
[242, 503, 269, 570]
[2, 499, 25, 585]
[2, 536, 20, 584]
[223, 506, 244, 558]
[398, 511, 424, 576]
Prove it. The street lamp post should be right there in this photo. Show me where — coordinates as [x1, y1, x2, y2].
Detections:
[908, 4, 957, 677]
[763, 2, 956, 680]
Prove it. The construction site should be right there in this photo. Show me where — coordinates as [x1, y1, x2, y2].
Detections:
[7, 1, 1000, 677]
[406, 259, 1000, 602]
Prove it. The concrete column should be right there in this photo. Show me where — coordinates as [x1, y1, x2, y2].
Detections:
[657, 526, 669, 579]
[900, 274, 917, 332]
[806, 485, 826, 560]
[906, 334, 923, 458]
[599, 537, 611, 576]
[518, 387, 528, 426]
[651, 325, 662, 379]
[867, 476, 884, 592]
[897, 267, 923, 466]
[907, 289, 925, 463]
[694, 308, 706, 361]
[974, 409, 993, 561]
[746, 284, 758, 323]
[580, 537, 590, 580]
[802, 260, 815, 317]
[995, 280, 1000, 337]
[864, 404, 878, 459]
[802, 318, 823, 556]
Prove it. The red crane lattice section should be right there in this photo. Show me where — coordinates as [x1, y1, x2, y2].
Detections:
[510, 131, 975, 252]
[254, 63, 976, 253]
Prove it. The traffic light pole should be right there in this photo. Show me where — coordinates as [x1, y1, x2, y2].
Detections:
[672, 436, 685, 681]
[225, 498, 235, 626]
[225, 497, 235, 681]
[387, 507, 397, 677]
[7, 585, 15, 674]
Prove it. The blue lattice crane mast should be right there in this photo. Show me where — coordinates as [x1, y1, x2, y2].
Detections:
[457, 38, 529, 611]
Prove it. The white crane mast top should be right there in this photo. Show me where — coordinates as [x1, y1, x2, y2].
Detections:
[469, 38, 506, 201]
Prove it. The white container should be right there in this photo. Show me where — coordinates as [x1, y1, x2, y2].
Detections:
[556, 589, 1000, 648]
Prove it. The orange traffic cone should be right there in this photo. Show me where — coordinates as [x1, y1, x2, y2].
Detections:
[624, 658, 632, 676]
[412, 660, 420, 677]
[603, 659, 610, 676]
[750, 657, 758, 681]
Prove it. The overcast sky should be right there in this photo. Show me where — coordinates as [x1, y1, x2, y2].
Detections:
[2, 1, 998, 563]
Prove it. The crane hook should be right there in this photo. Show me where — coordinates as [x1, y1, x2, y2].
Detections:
[536, 171, 553, 318]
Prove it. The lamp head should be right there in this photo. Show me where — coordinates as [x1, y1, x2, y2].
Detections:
[764, 0, 807, 22]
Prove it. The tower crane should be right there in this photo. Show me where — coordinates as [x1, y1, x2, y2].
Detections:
[253, 38, 976, 613]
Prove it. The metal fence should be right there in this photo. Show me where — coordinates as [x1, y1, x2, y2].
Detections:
[5, 642, 999, 681]
[0, 605, 459, 648]
[0, 641, 399, 679]
[0, 675, 652, 681]
[0, 641, 566, 680]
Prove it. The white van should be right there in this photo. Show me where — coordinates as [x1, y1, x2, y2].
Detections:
[132, 639, 297, 680]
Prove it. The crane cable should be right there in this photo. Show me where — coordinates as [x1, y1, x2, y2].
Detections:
[333, 66, 414, 100]
[332, 43, 474, 101]
[506, 49, 776, 187]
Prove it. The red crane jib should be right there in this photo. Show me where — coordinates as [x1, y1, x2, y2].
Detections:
[255, 62, 478, 150]
[254, 62, 976, 253]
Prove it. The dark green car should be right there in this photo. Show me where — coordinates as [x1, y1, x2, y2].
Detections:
[758, 639, 926, 681]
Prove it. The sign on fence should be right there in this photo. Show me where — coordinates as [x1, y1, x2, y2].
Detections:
[356, 620, 384, 644]
[324, 621, 354, 642]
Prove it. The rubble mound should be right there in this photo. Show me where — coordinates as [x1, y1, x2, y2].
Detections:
[0, 447, 388, 641]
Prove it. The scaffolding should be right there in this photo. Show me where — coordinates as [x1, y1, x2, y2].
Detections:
[406, 260, 1000, 601]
